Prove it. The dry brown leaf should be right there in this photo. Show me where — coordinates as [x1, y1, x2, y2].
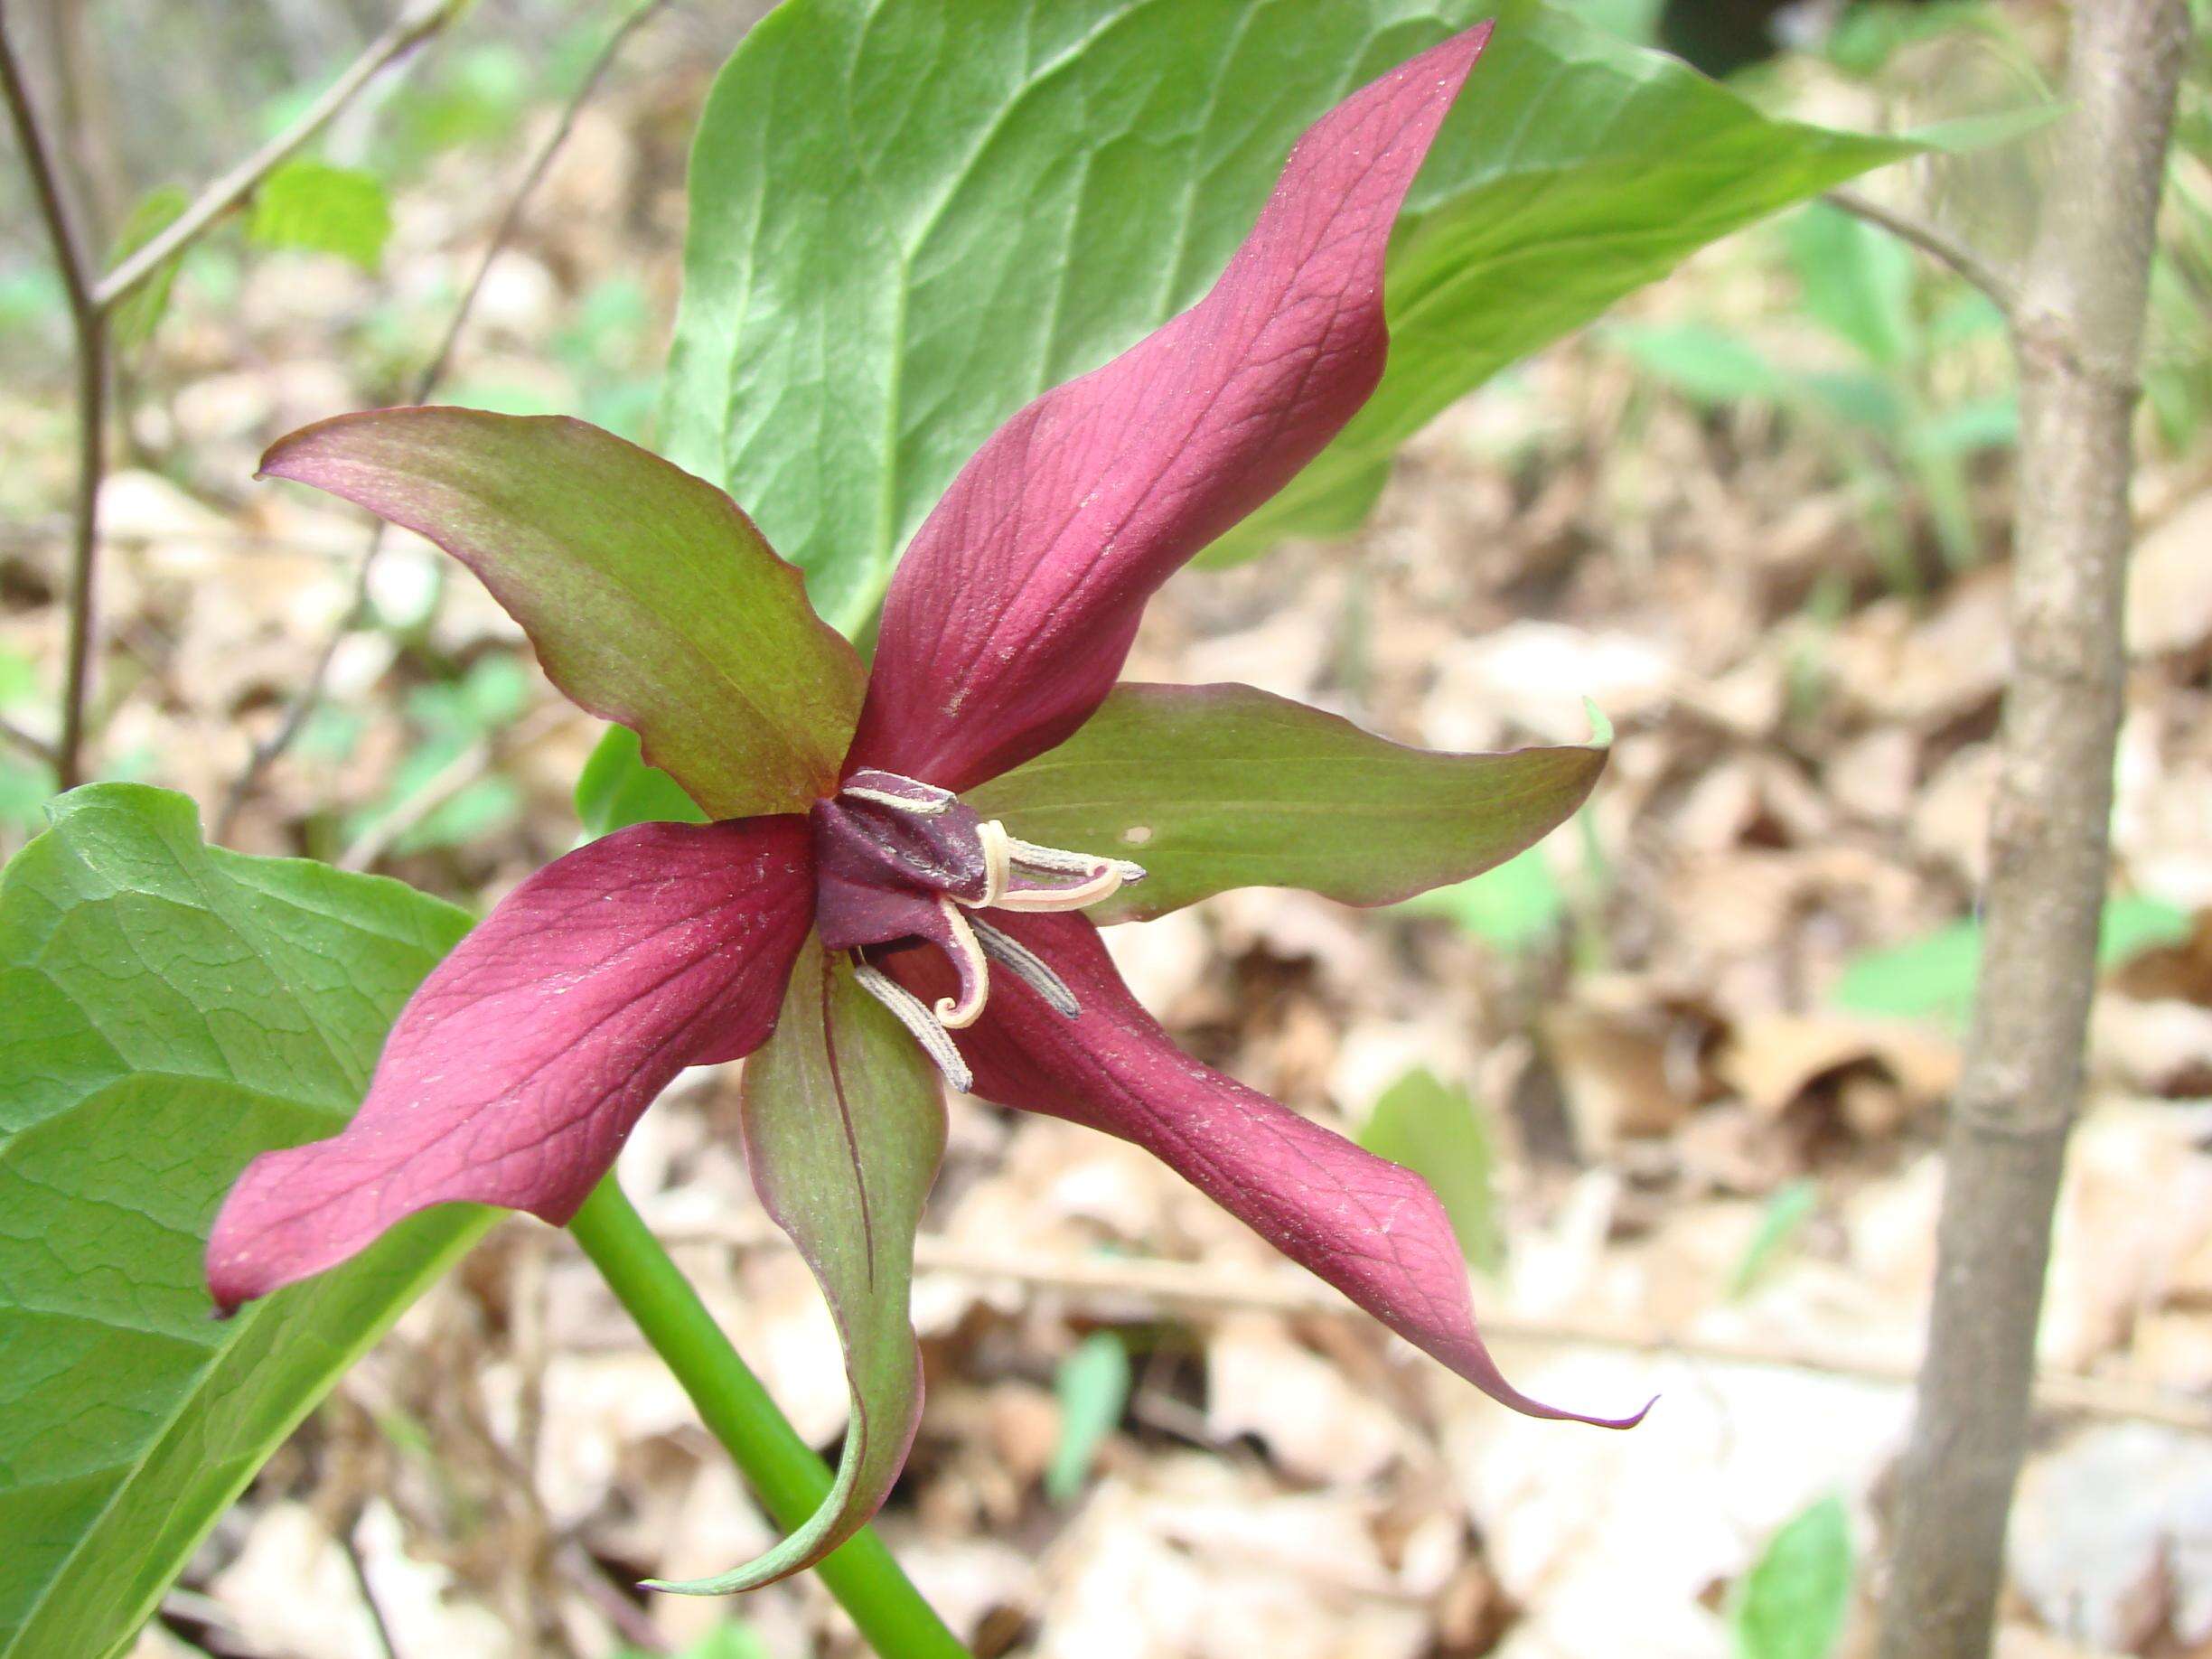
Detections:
[2041, 1104, 2212, 1373]
[1034, 1458, 1429, 1659]
[1827, 726, 1918, 824]
[1422, 621, 1676, 751]
[1439, 1350, 1904, 1659]
[1205, 1316, 1411, 1485]
[1543, 991, 1692, 1155]
[2010, 1424, 2212, 1653]
[2127, 492, 2212, 658]
[2094, 996, 2212, 1094]
[1830, 567, 2010, 726]
[1717, 1012, 1957, 1122]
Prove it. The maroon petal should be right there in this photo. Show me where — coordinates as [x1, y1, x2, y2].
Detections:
[890, 911, 1646, 1427]
[848, 24, 1492, 792]
[208, 818, 815, 1312]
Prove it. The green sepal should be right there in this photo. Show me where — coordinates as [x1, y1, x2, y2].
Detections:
[967, 683, 1608, 924]
[650, 938, 944, 1594]
[260, 408, 867, 819]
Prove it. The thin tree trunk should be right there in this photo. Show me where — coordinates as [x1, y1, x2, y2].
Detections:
[1877, 6, 2191, 1658]
[40, 0, 117, 239]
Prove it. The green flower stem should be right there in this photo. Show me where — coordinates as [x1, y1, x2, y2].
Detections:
[567, 1176, 971, 1659]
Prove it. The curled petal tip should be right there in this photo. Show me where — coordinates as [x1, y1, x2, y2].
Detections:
[1489, 1383, 1654, 1432]
[892, 911, 1659, 1435]
[849, 21, 1495, 791]
[1566, 1393, 1658, 1432]
[1465, 1349, 1655, 1429]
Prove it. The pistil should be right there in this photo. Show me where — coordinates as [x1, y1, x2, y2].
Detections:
[812, 767, 1143, 1085]
[930, 896, 989, 1028]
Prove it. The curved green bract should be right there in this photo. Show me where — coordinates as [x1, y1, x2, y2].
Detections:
[0, 786, 494, 1659]
[654, 939, 945, 1593]
[667, 0, 1911, 630]
[965, 683, 1608, 923]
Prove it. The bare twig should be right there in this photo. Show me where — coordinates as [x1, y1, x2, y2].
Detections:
[1878, 7, 2193, 1659]
[2, 0, 104, 791]
[3, 0, 459, 794]
[0, 716, 56, 766]
[408, 2, 682, 402]
[0, 520, 383, 557]
[0, 8, 95, 323]
[661, 1223, 2212, 1436]
[91, 0, 458, 313]
[559, 1540, 667, 1652]
[337, 703, 577, 871]
[336, 1520, 402, 1659]
[52, 311, 106, 792]
[1827, 185, 2021, 317]
[219, 0, 676, 841]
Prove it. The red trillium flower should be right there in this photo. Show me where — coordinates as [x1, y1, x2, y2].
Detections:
[209, 22, 1645, 1593]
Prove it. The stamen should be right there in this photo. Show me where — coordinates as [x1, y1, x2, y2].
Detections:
[841, 783, 951, 816]
[971, 919, 1082, 1018]
[972, 819, 1013, 908]
[852, 962, 973, 1092]
[1006, 835, 1148, 887]
[932, 897, 989, 1029]
[993, 860, 1129, 912]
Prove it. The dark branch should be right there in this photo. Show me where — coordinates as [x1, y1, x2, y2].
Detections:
[91, 0, 459, 314]
[2, 5, 106, 790]
[217, 0, 679, 839]
[1827, 185, 2020, 318]
[0, 715, 56, 767]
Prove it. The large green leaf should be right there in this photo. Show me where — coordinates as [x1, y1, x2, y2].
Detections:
[654, 937, 944, 1593]
[0, 785, 492, 1659]
[576, 724, 709, 838]
[667, 0, 1911, 630]
[964, 682, 1607, 923]
[260, 409, 867, 817]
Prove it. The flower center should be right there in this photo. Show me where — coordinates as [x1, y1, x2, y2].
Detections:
[810, 768, 1143, 1084]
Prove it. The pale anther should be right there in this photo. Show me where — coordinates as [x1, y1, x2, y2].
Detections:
[992, 858, 1129, 913]
[971, 919, 1082, 1018]
[841, 783, 951, 816]
[1006, 834, 1147, 888]
[852, 962, 973, 1092]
